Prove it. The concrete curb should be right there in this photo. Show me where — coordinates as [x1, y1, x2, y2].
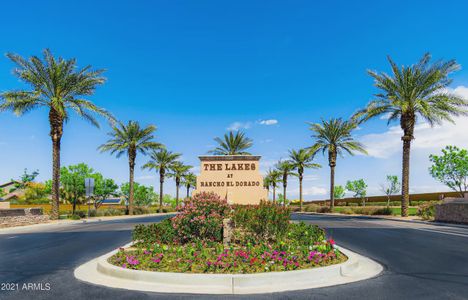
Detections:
[0, 213, 174, 234]
[295, 212, 468, 229]
[74, 243, 383, 294]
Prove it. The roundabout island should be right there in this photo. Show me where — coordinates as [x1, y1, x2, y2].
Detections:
[74, 192, 382, 294]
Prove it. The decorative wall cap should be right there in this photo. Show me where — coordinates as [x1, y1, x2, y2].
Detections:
[199, 155, 261, 161]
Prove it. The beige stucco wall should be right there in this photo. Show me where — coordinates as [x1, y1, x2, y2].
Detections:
[193, 155, 268, 205]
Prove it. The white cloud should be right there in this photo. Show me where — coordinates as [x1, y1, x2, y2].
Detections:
[303, 174, 319, 182]
[135, 175, 156, 181]
[226, 121, 252, 131]
[359, 85, 468, 159]
[226, 119, 278, 131]
[259, 119, 278, 126]
[301, 186, 327, 196]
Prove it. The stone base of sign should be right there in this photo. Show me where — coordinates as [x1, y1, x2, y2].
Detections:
[436, 198, 468, 224]
[0, 208, 49, 228]
[74, 243, 383, 294]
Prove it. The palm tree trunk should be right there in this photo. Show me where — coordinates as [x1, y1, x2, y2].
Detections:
[401, 136, 411, 217]
[186, 185, 190, 198]
[159, 171, 164, 213]
[175, 180, 180, 207]
[50, 123, 62, 220]
[283, 181, 287, 207]
[128, 160, 135, 215]
[330, 165, 335, 210]
[273, 185, 276, 204]
[299, 174, 303, 212]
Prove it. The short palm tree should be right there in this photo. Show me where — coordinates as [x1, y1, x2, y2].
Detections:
[308, 118, 366, 210]
[289, 149, 321, 212]
[209, 131, 253, 155]
[353, 53, 468, 216]
[168, 162, 192, 206]
[98, 121, 162, 215]
[265, 169, 281, 203]
[181, 172, 197, 199]
[142, 149, 181, 212]
[275, 160, 296, 207]
[0, 49, 114, 219]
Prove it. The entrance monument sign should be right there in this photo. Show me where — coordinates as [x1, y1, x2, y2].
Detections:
[194, 155, 268, 205]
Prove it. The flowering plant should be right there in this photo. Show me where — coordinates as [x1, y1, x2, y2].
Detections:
[171, 192, 230, 243]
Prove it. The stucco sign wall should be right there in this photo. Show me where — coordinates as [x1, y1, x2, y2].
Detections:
[194, 155, 268, 205]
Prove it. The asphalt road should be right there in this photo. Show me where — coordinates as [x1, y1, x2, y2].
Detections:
[0, 213, 467, 300]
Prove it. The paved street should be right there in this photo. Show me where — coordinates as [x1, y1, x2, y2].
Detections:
[0, 214, 467, 299]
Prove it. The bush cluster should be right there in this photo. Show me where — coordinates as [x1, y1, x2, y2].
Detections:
[417, 201, 441, 220]
[171, 192, 230, 243]
[232, 201, 290, 242]
[117, 193, 338, 274]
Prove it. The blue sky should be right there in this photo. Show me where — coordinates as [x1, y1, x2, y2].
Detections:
[1, 0, 468, 199]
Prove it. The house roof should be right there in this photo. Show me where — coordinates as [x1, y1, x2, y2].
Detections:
[0, 181, 19, 189]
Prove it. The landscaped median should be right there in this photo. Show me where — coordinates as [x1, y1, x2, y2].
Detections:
[75, 242, 382, 294]
[74, 192, 382, 294]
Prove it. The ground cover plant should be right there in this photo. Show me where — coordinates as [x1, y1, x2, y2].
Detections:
[109, 192, 344, 274]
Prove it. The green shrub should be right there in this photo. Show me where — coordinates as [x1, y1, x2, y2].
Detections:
[318, 206, 331, 213]
[96, 208, 125, 216]
[418, 201, 440, 220]
[287, 221, 325, 246]
[304, 204, 320, 212]
[352, 207, 374, 215]
[69, 214, 81, 220]
[89, 209, 97, 217]
[171, 192, 230, 243]
[372, 207, 393, 215]
[133, 219, 176, 245]
[74, 210, 87, 218]
[233, 201, 290, 242]
[133, 206, 150, 215]
[340, 207, 354, 214]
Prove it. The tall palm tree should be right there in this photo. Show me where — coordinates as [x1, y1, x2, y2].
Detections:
[289, 149, 321, 212]
[209, 131, 253, 155]
[275, 160, 296, 207]
[181, 172, 197, 199]
[353, 53, 468, 216]
[308, 118, 366, 210]
[98, 121, 162, 215]
[142, 149, 181, 212]
[168, 162, 192, 206]
[265, 169, 281, 203]
[0, 49, 114, 219]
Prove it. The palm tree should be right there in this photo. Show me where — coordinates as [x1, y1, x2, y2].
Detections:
[168, 162, 192, 206]
[275, 160, 296, 207]
[308, 118, 366, 210]
[353, 53, 468, 216]
[289, 149, 321, 212]
[209, 131, 253, 155]
[265, 169, 281, 203]
[181, 172, 197, 198]
[98, 121, 162, 215]
[0, 49, 114, 219]
[142, 149, 181, 212]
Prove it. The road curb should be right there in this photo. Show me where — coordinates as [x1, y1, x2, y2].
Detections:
[295, 212, 468, 229]
[74, 243, 383, 294]
[0, 213, 174, 234]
